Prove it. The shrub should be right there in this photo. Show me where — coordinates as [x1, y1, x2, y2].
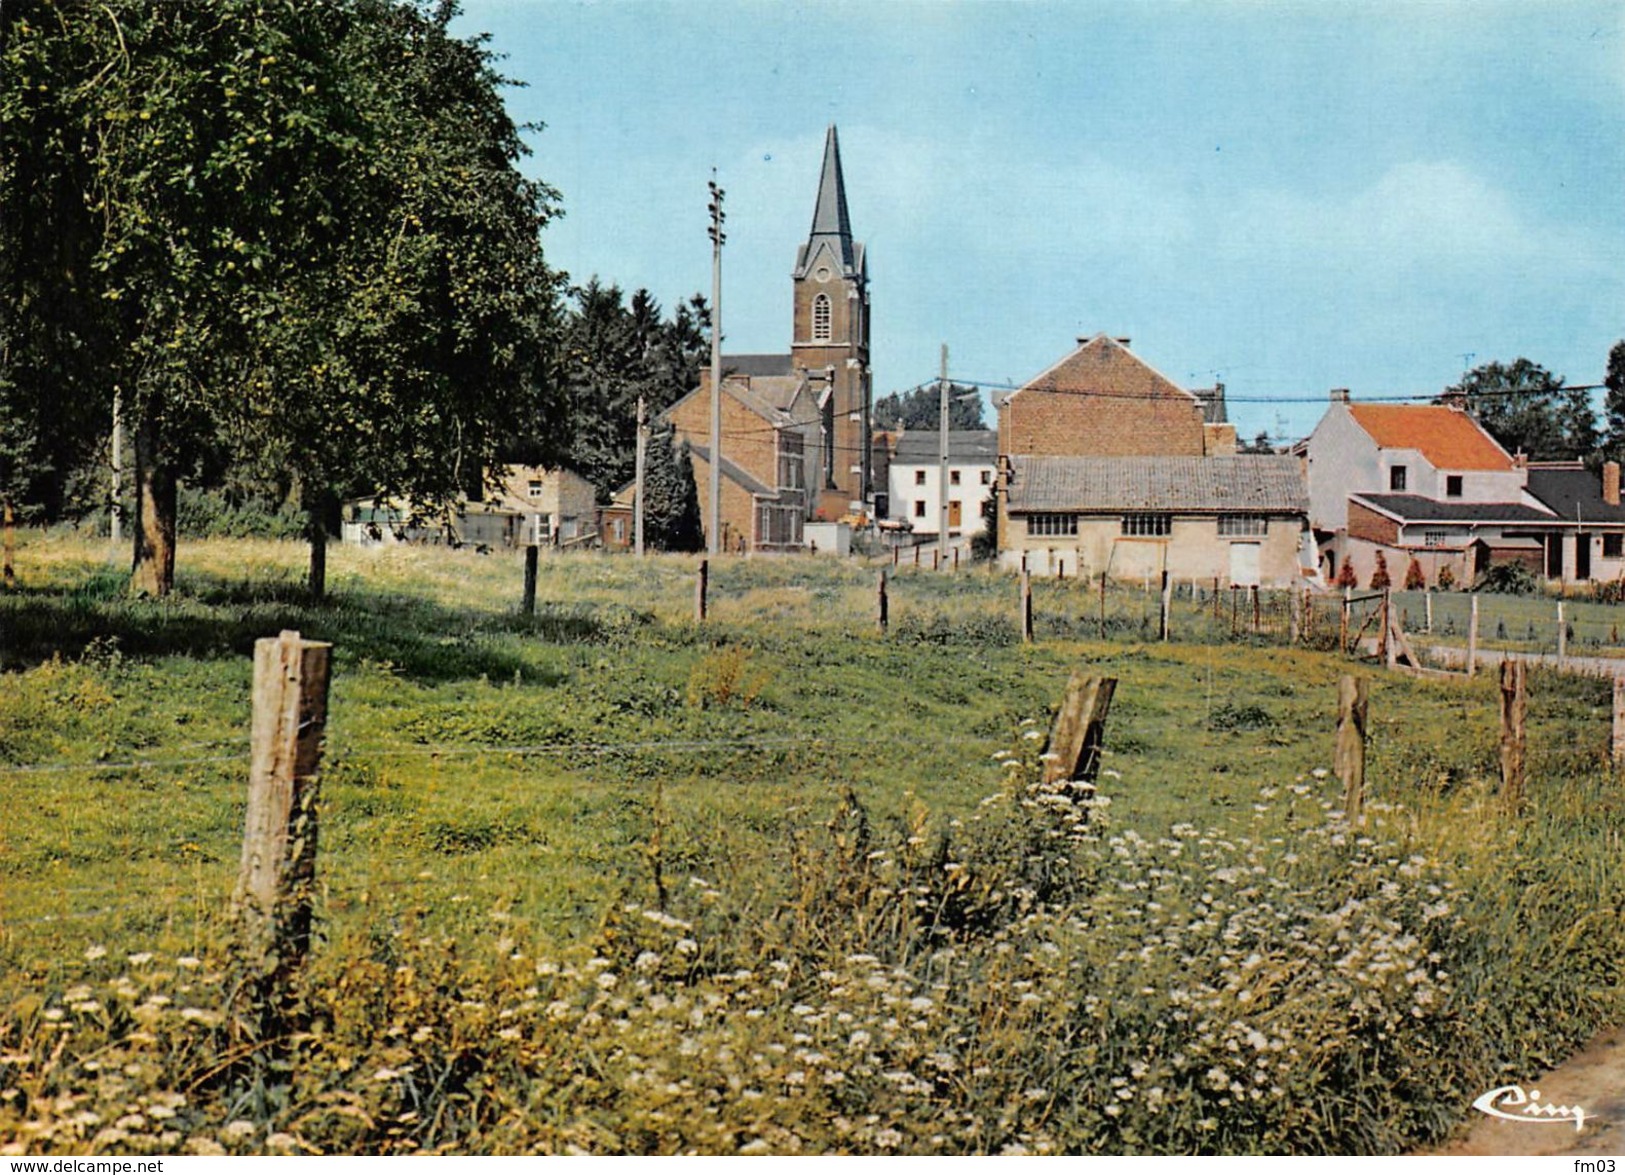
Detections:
[1368, 551, 1391, 590]
[1477, 561, 1537, 595]
[1334, 560, 1357, 589]
[1436, 563, 1456, 590]
[1404, 557, 1425, 591]
[685, 644, 769, 709]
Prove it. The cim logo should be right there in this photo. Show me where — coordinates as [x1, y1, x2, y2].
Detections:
[1472, 1084, 1588, 1132]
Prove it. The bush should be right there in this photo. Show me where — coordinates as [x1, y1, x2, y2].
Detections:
[1334, 560, 1357, 589]
[1436, 563, 1456, 590]
[1404, 557, 1425, 591]
[1368, 551, 1391, 590]
[176, 487, 305, 540]
[1476, 561, 1537, 595]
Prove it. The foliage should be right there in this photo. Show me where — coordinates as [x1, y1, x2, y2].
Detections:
[1444, 358, 1594, 461]
[1334, 559, 1357, 589]
[1603, 340, 1625, 466]
[874, 383, 985, 431]
[1403, 556, 1425, 591]
[1475, 561, 1537, 595]
[1368, 551, 1390, 590]
[969, 486, 998, 561]
[175, 487, 306, 541]
[685, 644, 769, 710]
[641, 430, 703, 553]
[552, 282, 707, 501]
[1435, 563, 1456, 591]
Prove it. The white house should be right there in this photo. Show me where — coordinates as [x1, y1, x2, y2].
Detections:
[886, 429, 997, 539]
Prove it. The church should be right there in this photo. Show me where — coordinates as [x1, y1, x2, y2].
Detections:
[663, 125, 873, 552]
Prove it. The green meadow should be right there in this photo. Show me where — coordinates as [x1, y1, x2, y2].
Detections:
[1, 533, 1622, 1155]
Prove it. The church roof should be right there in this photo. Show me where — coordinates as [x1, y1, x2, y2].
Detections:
[794, 125, 861, 278]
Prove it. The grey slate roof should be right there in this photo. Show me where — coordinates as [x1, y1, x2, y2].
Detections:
[725, 353, 794, 379]
[1351, 493, 1557, 525]
[1525, 465, 1625, 524]
[1007, 455, 1306, 514]
[892, 429, 998, 464]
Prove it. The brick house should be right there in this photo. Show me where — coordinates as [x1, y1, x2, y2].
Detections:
[342, 465, 597, 549]
[669, 125, 872, 550]
[1304, 393, 1625, 586]
[994, 335, 1308, 584]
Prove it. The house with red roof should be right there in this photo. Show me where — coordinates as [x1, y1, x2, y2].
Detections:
[1304, 391, 1625, 587]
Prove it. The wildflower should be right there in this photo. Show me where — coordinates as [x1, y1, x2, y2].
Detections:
[267, 1133, 299, 1154]
[875, 1128, 903, 1149]
[177, 956, 202, 970]
[223, 1120, 257, 1141]
[84, 944, 108, 961]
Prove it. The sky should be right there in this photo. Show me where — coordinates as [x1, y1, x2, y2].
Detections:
[453, 0, 1625, 444]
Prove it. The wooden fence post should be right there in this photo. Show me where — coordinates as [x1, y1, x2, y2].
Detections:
[1057, 557, 1065, 581]
[1425, 588, 1433, 634]
[892, 544, 899, 568]
[1250, 585, 1260, 634]
[877, 570, 888, 634]
[1288, 582, 1300, 644]
[1339, 588, 1350, 653]
[2, 497, 14, 589]
[234, 630, 332, 1024]
[695, 558, 708, 622]
[1378, 589, 1392, 666]
[522, 544, 538, 616]
[932, 549, 940, 571]
[1467, 595, 1479, 678]
[1336, 674, 1368, 824]
[1043, 671, 1117, 795]
[914, 544, 920, 567]
[1159, 570, 1172, 642]
[1557, 600, 1567, 664]
[1212, 576, 1221, 622]
[1098, 571, 1107, 640]
[1021, 569, 1034, 642]
[1499, 659, 1526, 810]
[1612, 675, 1625, 771]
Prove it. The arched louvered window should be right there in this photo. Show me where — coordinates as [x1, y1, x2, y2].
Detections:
[813, 294, 832, 341]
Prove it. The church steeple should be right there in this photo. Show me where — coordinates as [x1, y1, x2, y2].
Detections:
[795, 125, 860, 278]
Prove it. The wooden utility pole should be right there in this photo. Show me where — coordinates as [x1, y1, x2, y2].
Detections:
[938, 343, 950, 569]
[1335, 675, 1368, 824]
[1043, 672, 1117, 793]
[522, 545, 538, 615]
[1499, 659, 1527, 809]
[707, 176, 725, 557]
[1467, 595, 1479, 678]
[1021, 569, 1034, 642]
[634, 394, 647, 557]
[876, 570, 888, 634]
[234, 631, 332, 1020]
[1612, 675, 1625, 770]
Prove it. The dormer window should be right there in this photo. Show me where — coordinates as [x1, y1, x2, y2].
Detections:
[1390, 465, 1408, 492]
[813, 294, 832, 341]
[1446, 475, 1463, 498]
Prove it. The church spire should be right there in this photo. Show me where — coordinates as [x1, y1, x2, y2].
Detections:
[796, 124, 859, 277]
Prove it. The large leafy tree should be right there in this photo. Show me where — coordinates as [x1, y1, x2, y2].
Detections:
[1443, 358, 1594, 462]
[874, 383, 986, 431]
[1, 0, 566, 597]
[1600, 341, 1625, 465]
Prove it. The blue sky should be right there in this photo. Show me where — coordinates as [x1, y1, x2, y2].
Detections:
[454, 0, 1625, 442]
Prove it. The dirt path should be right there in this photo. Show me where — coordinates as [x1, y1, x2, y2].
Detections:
[1422, 1026, 1625, 1155]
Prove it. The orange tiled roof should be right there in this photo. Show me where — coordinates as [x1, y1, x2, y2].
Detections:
[1347, 404, 1513, 471]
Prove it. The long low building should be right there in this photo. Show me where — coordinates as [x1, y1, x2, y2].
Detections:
[1000, 454, 1311, 586]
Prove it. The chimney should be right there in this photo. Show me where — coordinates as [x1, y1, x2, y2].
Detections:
[1513, 451, 1527, 470]
[1605, 461, 1620, 507]
[1330, 388, 1350, 404]
[1440, 389, 1467, 411]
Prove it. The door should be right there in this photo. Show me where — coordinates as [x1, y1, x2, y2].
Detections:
[1546, 534, 1564, 579]
[948, 500, 962, 530]
[1229, 542, 1261, 588]
[1577, 534, 1592, 581]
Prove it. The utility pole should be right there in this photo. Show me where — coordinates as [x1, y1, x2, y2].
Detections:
[707, 174, 725, 557]
[110, 387, 123, 552]
[938, 343, 950, 567]
[634, 394, 646, 557]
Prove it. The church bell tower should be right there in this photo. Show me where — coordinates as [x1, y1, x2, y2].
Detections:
[791, 125, 871, 518]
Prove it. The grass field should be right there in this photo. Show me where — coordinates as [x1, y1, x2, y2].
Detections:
[2, 532, 1623, 1155]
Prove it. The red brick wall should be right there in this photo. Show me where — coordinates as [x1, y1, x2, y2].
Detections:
[1002, 339, 1205, 458]
[1346, 500, 1400, 545]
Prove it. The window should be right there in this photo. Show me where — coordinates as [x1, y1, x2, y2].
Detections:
[914, 469, 926, 485]
[1121, 513, 1172, 537]
[777, 432, 804, 490]
[1423, 530, 1449, 548]
[613, 519, 626, 542]
[812, 294, 832, 341]
[527, 480, 544, 498]
[1390, 465, 1408, 492]
[950, 470, 961, 486]
[1029, 513, 1078, 537]
[1446, 475, 1463, 498]
[1606, 534, 1624, 559]
[980, 469, 992, 485]
[914, 500, 926, 518]
[1217, 515, 1268, 537]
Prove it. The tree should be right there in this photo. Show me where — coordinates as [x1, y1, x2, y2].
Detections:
[1369, 550, 1391, 590]
[969, 484, 999, 561]
[1601, 341, 1625, 465]
[874, 383, 985, 431]
[1443, 358, 1594, 462]
[1334, 559, 1357, 589]
[1239, 431, 1274, 454]
[1404, 556, 1425, 591]
[641, 427, 702, 552]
